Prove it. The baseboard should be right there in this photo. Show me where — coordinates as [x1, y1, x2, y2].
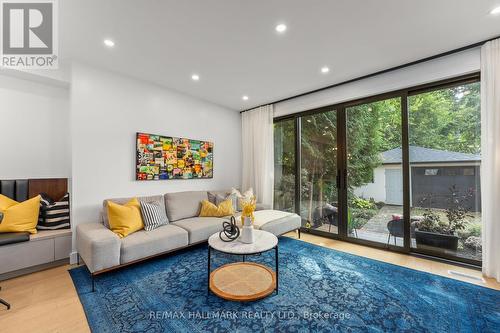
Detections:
[0, 258, 69, 281]
[70, 251, 79, 265]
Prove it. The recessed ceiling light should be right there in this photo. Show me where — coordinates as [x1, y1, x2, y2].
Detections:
[103, 39, 115, 47]
[242, 95, 249, 101]
[321, 66, 330, 74]
[275, 24, 287, 33]
[191, 74, 200, 81]
[490, 6, 500, 15]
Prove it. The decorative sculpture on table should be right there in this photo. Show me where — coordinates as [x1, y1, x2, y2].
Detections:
[219, 216, 240, 242]
[240, 196, 257, 244]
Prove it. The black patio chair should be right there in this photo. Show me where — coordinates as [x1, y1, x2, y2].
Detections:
[387, 216, 422, 245]
[313, 203, 338, 232]
[387, 218, 404, 245]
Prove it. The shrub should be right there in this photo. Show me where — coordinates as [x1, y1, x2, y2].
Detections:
[417, 210, 441, 233]
[464, 236, 482, 251]
[459, 223, 481, 240]
[351, 196, 376, 210]
[352, 207, 378, 220]
[417, 187, 473, 235]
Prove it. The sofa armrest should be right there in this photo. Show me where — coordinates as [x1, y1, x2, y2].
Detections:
[256, 203, 272, 211]
[76, 222, 121, 273]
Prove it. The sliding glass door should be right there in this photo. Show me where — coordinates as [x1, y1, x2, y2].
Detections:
[273, 74, 481, 265]
[346, 97, 403, 247]
[274, 119, 296, 213]
[300, 110, 339, 235]
[408, 81, 481, 262]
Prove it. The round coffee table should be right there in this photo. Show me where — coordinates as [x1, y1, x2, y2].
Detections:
[207, 229, 279, 301]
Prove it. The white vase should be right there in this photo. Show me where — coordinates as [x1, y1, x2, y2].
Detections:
[240, 217, 255, 243]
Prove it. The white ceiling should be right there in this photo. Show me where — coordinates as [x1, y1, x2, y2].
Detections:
[60, 0, 500, 110]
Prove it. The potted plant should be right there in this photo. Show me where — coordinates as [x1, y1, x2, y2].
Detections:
[414, 186, 473, 252]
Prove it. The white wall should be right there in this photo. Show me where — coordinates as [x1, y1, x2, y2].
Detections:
[70, 63, 241, 234]
[354, 166, 387, 203]
[0, 74, 70, 179]
[274, 48, 480, 117]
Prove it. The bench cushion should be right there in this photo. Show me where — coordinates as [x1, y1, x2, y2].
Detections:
[120, 224, 188, 264]
[0, 232, 30, 246]
[171, 217, 224, 244]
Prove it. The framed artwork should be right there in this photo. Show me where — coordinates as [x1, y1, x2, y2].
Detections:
[136, 132, 213, 180]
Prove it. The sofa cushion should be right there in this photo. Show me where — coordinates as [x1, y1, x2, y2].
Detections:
[140, 201, 169, 231]
[107, 198, 144, 238]
[231, 188, 254, 211]
[171, 217, 225, 244]
[120, 224, 188, 264]
[214, 193, 238, 212]
[102, 195, 165, 227]
[236, 210, 301, 236]
[207, 190, 231, 204]
[259, 213, 301, 236]
[164, 191, 208, 222]
[199, 199, 234, 217]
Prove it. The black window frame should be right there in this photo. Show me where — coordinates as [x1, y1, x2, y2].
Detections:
[273, 72, 481, 267]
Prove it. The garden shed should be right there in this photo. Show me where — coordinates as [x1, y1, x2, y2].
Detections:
[354, 146, 481, 211]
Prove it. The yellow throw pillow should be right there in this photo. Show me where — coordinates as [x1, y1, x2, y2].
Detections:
[0, 195, 41, 234]
[107, 198, 144, 238]
[199, 199, 234, 217]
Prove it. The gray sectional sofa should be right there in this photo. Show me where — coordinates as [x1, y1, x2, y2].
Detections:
[76, 190, 301, 288]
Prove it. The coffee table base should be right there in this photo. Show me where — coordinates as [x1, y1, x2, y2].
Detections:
[209, 262, 276, 302]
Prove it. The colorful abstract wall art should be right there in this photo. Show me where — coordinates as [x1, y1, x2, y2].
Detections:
[136, 132, 213, 180]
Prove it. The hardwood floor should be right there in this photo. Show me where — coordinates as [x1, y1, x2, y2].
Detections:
[0, 233, 498, 333]
[0, 265, 90, 333]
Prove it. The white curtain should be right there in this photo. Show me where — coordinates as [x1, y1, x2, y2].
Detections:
[481, 39, 500, 282]
[241, 105, 274, 207]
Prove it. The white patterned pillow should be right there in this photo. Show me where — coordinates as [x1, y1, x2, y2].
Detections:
[231, 188, 254, 211]
[140, 201, 169, 231]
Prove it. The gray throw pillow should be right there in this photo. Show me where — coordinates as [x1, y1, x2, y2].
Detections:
[207, 192, 217, 205]
[140, 201, 169, 231]
[215, 194, 238, 213]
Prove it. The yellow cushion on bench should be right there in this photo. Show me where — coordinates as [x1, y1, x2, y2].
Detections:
[0, 194, 41, 234]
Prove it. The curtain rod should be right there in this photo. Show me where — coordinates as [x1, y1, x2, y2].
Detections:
[240, 34, 500, 114]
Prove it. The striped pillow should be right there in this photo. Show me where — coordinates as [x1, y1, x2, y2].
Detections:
[140, 201, 168, 231]
[38, 193, 70, 230]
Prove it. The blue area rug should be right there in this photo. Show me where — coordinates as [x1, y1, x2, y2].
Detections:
[70, 237, 500, 332]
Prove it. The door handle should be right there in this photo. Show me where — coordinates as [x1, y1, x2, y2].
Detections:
[343, 169, 347, 190]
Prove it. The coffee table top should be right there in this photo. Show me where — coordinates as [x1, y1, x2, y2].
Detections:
[208, 229, 278, 255]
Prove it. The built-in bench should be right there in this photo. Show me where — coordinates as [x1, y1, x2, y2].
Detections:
[0, 179, 71, 281]
[0, 229, 72, 280]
